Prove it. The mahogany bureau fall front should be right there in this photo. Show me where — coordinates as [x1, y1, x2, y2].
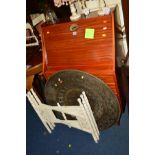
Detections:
[41, 12, 122, 112]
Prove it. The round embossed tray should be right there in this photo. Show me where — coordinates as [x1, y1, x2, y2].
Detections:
[44, 70, 120, 131]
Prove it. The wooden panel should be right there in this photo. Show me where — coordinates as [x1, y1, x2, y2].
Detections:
[26, 63, 42, 77]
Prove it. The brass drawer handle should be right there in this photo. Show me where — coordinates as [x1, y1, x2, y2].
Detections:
[69, 24, 78, 31]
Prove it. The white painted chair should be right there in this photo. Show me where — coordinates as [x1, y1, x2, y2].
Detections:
[30, 13, 46, 37]
[27, 88, 100, 143]
[26, 23, 39, 47]
[30, 13, 46, 27]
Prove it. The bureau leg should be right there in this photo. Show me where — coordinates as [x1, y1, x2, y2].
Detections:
[98, 0, 106, 16]
[69, 1, 81, 21]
